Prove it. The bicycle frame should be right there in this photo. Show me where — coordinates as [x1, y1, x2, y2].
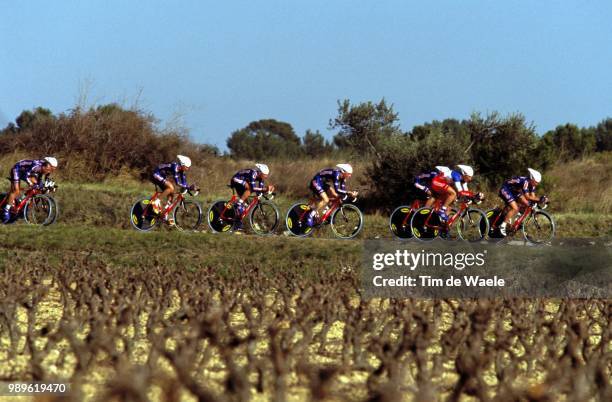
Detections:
[421, 198, 470, 230]
[297, 197, 344, 225]
[146, 191, 186, 217]
[0, 187, 43, 215]
[490, 204, 534, 231]
[218, 194, 261, 221]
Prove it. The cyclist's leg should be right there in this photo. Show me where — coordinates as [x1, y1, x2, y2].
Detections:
[231, 181, 249, 230]
[442, 187, 456, 209]
[431, 177, 452, 220]
[162, 181, 175, 204]
[3, 176, 20, 222]
[308, 179, 326, 210]
[318, 189, 331, 212]
[499, 187, 518, 235]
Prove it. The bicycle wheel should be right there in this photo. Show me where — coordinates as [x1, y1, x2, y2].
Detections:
[174, 200, 203, 231]
[130, 198, 160, 232]
[484, 208, 506, 242]
[458, 208, 488, 242]
[330, 204, 363, 239]
[207, 200, 236, 233]
[410, 207, 440, 241]
[285, 202, 314, 237]
[249, 200, 280, 235]
[23, 195, 54, 226]
[45, 196, 59, 225]
[389, 206, 414, 239]
[522, 210, 555, 244]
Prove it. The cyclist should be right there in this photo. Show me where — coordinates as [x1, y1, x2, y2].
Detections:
[413, 165, 457, 222]
[3, 157, 58, 223]
[151, 155, 197, 225]
[498, 168, 546, 236]
[307, 163, 357, 227]
[229, 163, 274, 231]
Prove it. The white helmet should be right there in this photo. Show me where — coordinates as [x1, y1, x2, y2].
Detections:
[457, 164, 474, 177]
[177, 155, 191, 168]
[527, 168, 542, 183]
[255, 163, 270, 175]
[43, 156, 58, 167]
[435, 166, 452, 177]
[336, 163, 353, 174]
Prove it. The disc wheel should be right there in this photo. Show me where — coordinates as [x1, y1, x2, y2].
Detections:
[389, 206, 414, 239]
[174, 200, 203, 231]
[285, 202, 314, 237]
[522, 210, 555, 244]
[130, 198, 160, 232]
[207, 200, 237, 233]
[23, 195, 54, 226]
[330, 204, 363, 239]
[410, 207, 441, 241]
[458, 208, 488, 242]
[249, 200, 280, 235]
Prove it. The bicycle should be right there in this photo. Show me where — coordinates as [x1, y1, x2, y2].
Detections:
[286, 195, 363, 239]
[389, 199, 425, 239]
[483, 199, 555, 244]
[130, 188, 202, 232]
[410, 193, 488, 242]
[0, 180, 59, 226]
[207, 188, 280, 235]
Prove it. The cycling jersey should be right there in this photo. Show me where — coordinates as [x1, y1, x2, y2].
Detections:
[414, 171, 439, 193]
[310, 168, 347, 196]
[499, 176, 535, 204]
[231, 169, 266, 196]
[152, 162, 189, 189]
[9, 160, 46, 184]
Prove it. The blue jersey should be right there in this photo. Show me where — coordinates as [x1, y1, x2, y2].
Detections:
[231, 169, 266, 194]
[153, 162, 189, 189]
[414, 171, 439, 192]
[10, 160, 46, 183]
[502, 176, 535, 196]
[312, 168, 347, 195]
[448, 170, 469, 192]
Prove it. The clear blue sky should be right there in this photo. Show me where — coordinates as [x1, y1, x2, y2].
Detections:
[1, 1, 611, 150]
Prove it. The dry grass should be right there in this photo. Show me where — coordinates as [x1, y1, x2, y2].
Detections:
[543, 152, 612, 214]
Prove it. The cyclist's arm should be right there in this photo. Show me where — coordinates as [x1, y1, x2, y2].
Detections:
[333, 175, 348, 198]
[173, 165, 189, 189]
[249, 176, 266, 194]
[24, 163, 40, 186]
[414, 178, 430, 193]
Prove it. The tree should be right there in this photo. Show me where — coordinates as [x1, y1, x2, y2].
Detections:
[302, 130, 334, 157]
[329, 99, 401, 157]
[541, 123, 596, 161]
[594, 118, 612, 152]
[467, 112, 540, 186]
[14, 107, 54, 131]
[227, 119, 302, 159]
